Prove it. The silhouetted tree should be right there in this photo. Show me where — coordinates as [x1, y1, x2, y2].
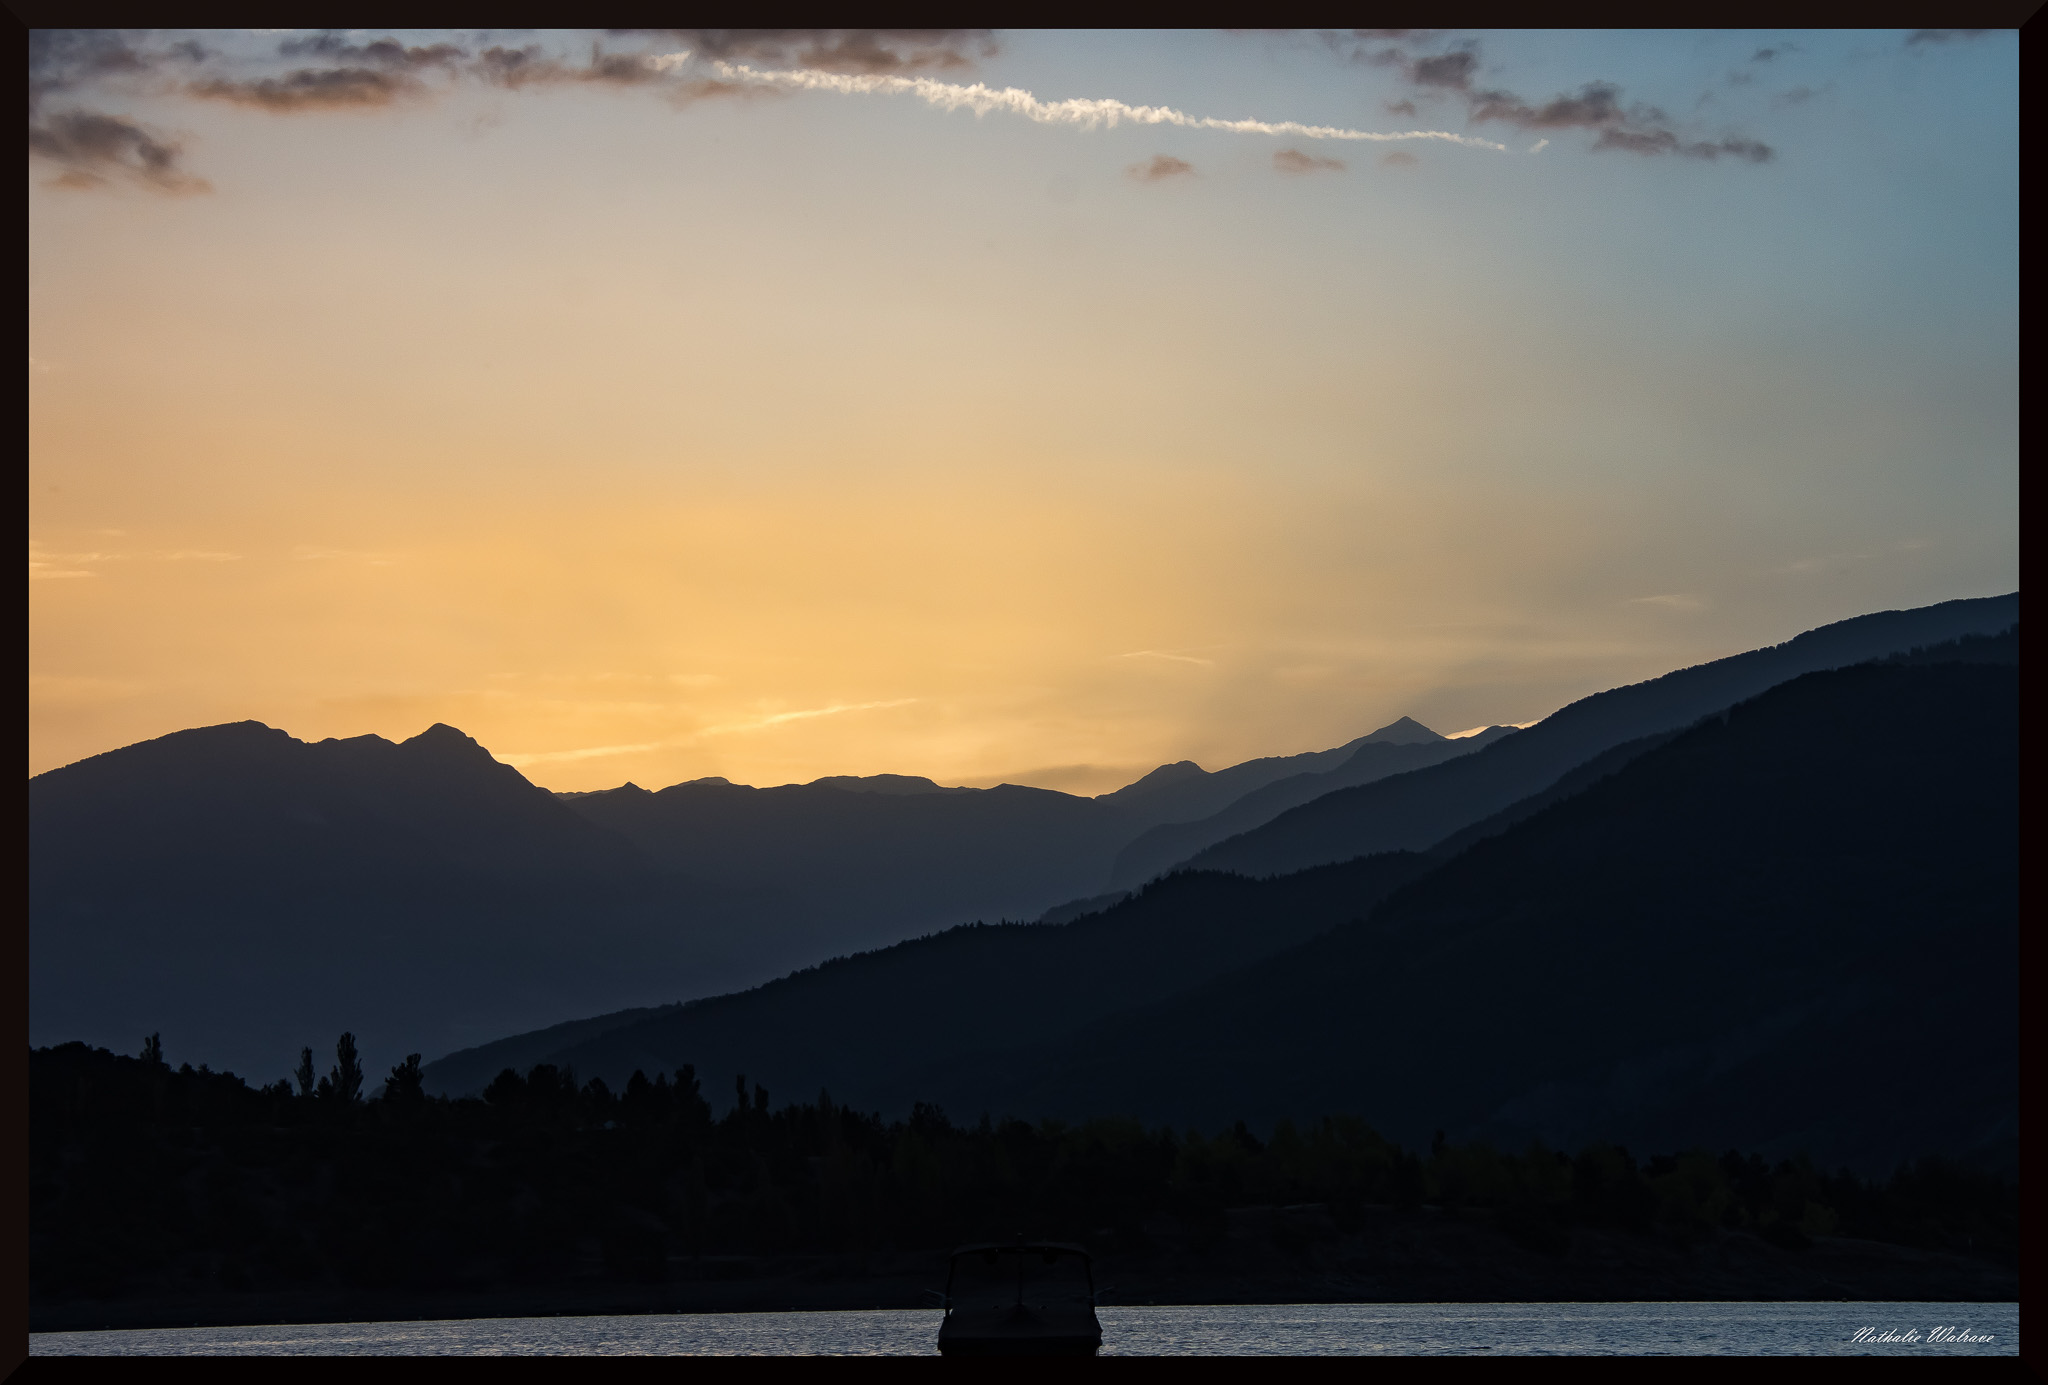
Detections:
[139, 1033, 164, 1068]
[328, 1032, 364, 1104]
[385, 1053, 425, 1106]
[294, 1046, 315, 1099]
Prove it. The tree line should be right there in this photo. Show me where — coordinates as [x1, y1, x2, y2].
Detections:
[30, 1035, 2016, 1302]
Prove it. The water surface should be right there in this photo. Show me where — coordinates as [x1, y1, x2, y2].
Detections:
[31, 1301, 2018, 1356]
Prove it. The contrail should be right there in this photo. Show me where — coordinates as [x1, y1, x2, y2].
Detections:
[706, 61, 1509, 151]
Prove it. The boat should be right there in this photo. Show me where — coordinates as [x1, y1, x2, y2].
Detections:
[933, 1239, 1104, 1356]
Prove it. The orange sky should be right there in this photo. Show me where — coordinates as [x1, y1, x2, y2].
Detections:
[29, 30, 2018, 792]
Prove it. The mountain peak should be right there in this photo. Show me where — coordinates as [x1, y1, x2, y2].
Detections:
[402, 723, 491, 755]
[1360, 716, 1443, 746]
[1102, 760, 1207, 801]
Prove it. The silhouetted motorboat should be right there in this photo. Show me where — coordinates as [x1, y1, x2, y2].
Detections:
[934, 1240, 1104, 1356]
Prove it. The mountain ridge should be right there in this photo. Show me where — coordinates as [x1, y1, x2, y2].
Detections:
[1182, 593, 2018, 879]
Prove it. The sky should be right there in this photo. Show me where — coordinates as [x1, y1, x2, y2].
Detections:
[28, 29, 2018, 794]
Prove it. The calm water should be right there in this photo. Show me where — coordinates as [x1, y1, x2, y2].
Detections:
[31, 1302, 2018, 1356]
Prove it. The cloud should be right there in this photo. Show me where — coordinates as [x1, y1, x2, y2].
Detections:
[189, 67, 428, 111]
[1467, 79, 1773, 162]
[1346, 34, 1775, 166]
[499, 741, 664, 767]
[276, 34, 467, 69]
[1274, 147, 1345, 173]
[27, 108, 209, 191]
[498, 696, 919, 767]
[1591, 128, 1772, 161]
[1380, 150, 1419, 167]
[631, 29, 998, 75]
[1130, 154, 1193, 181]
[27, 30, 210, 191]
[704, 698, 917, 734]
[1410, 50, 1478, 90]
[707, 61, 1509, 150]
[1120, 649, 1214, 666]
[1906, 29, 1993, 44]
[1468, 81, 1626, 130]
[36, 30, 1511, 193]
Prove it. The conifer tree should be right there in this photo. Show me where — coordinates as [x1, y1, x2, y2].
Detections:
[328, 1032, 364, 1104]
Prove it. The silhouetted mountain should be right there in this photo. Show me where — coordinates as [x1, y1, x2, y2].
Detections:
[29, 723, 777, 1084]
[431, 643, 2015, 1173]
[30, 716, 1438, 1083]
[31, 595, 2016, 1107]
[556, 778, 1133, 946]
[990, 655, 2018, 1173]
[420, 853, 1431, 1101]
[1182, 593, 2017, 879]
[1107, 725, 1518, 889]
[1096, 716, 1446, 829]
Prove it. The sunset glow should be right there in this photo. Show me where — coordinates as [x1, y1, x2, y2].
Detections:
[29, 30, 2017, 792]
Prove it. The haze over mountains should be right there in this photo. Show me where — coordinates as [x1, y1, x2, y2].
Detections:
[427, 630, 2018, 1174]
[31, 593, 2017, 1155]
[29, 704, 1495, 1082]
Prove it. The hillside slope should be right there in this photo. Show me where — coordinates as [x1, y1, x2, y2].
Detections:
[1184, 593, 2017, 879]
[420, 852, 1430, 1100]
[1108, 725, 1517, 889]
[991, 655, 2019, 1173]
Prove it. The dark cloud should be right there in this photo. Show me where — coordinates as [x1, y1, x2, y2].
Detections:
[29, 29, 148, 112]
[1774, 86, 1820, 107]
[1128, 154, 1194, 182]
[1274, 148, 1345, 174]
[472, 44, 720, 95]
[28, 31, 209, 191]
[1410, 50, 1477, 90]
[626, 30, 996, 75]
[189, 67, 427, 111]
[1468, 81, 1625, 130]
[1467, 79, 1771, 162]
[1380, 151, 1419, 167]
[1906, 29, 1992, 43]
[27, 107, 207, 192]
[1592, 128, 1772, 161]
[1336, 32, 1776, 169]
[278, 35, 467, 69]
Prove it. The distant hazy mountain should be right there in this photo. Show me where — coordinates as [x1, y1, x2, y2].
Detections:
[29, 723, 758, 1085]
[1182, 593, 2018, 879]
[992, 653, 2017, 1174]
[447, 640, 2015, 1173]
[1105, 724, 1518, 890]
[29, 714, 1439, 1082]
[1096, 715, 1445, 828]
[30, 594, 2016, 1094]
[419, 853, 1431, 1102]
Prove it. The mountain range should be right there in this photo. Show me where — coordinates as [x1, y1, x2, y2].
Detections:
[424, 629, 2017, 1173]
[30, 592, 2017, 1135]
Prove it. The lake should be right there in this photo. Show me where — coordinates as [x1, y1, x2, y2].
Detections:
[30, 1301, 2019, 1355]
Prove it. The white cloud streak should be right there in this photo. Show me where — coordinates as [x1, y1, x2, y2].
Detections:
[498, 698, 919, 768]
[1119, 649, 1216, 667]
[707, 62, 1510, 151]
